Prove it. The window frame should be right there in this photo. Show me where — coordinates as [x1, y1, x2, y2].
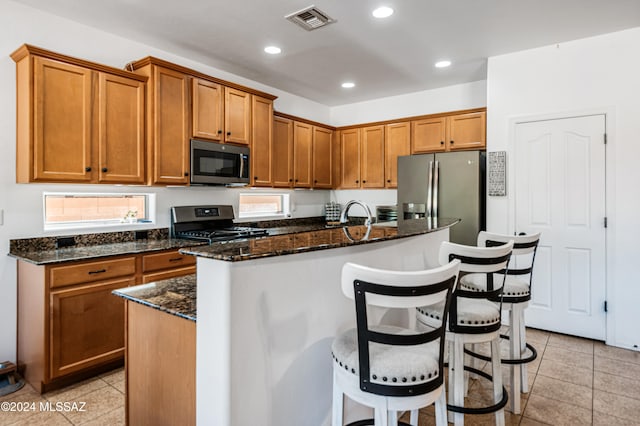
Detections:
[43, 192, 157, 231]
[237, 192, 291, 220]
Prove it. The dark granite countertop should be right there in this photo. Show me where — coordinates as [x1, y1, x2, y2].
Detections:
[9, 238, 206, 265]
[180, 218, 459, 262]
[112, 274, 196, 322]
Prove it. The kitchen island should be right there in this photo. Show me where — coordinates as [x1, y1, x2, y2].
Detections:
[179, 218, 458, 426]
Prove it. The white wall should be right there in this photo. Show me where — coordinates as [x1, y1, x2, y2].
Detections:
[330, 80, 487, 127]
[486, 27, 640, 350]
[0, 0, 332, 362]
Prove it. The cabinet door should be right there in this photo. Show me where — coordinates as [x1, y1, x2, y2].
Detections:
[312, 126, 333, 189]
[412, 117, 446, 153]
[152, 66, 189, 185]
[192, 79, 223, 142]
[361, 125, 385, 188]
[50, 277, 134, 379]
[340, 129, 361, 189]
[251, 96, 273, 186]
[33, 57, 93, 182]
[447, 111, 486, 151]
[272, 116, 293, 187]
[293, 121, 312, 188]
[384, 122, 411, 188]
[97, 73, 145, 184]
[224, 88, 251, 145]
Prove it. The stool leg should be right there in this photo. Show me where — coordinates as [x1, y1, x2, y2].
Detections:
[448, 340, 455, 424]
[332, 369, 343, 426]
[491, 338, 505, 426]
[509, 309, 522, 414]
[453, 335, 465, 426]
[410, 409, 419, 425]
[388, 410, 398, 425]
[435, 387, 448, 426]
[519, 308, 529, 393]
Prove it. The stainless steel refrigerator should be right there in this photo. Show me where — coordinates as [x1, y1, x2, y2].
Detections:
[397, 151, 486, 246]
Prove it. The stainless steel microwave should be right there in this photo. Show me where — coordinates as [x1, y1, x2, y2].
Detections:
[190, 139, 250, 185]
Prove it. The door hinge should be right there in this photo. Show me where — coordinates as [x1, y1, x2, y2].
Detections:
[604, 300, 608, 313]
[604, 133, 607, 144]
[604, 217, 608, 228]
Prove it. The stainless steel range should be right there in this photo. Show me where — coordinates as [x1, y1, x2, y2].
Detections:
[171, 205, 268, 243]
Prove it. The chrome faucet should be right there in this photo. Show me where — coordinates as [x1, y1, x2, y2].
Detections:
[339, 200, 373, 226]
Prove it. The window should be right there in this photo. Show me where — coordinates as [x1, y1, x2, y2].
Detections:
[238, 193, 290, 219]
[44, 192, 156, 230]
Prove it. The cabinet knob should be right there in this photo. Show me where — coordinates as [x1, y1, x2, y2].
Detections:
[85, 167, 92, 172]
[289, 179, 293, 182]
[362, 180, 366, 183]
[254, 176, 258, 180]
[102, 167, 108, 173]
[387, 179, 391, 183]
[355, 180, 359, 183]
[218, 130, 222, 134]
[295, 179, 299, 182]
[314, 180, 318, 184]
[440, 141, 444, 145]
[227, 131, 231, 136]
[450, 140, 454, 144]
[184, 172, 189, 176]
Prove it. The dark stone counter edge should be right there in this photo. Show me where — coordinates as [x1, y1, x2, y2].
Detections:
[8, 239, 208, 265]
[180, 219, 460, 262]
[112, 290, 197, 322]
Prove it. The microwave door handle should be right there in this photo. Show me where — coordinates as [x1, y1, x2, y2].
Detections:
[426, 161, 433, 218]
[433, 160, 439, 218]
[239, 153, 245, 178]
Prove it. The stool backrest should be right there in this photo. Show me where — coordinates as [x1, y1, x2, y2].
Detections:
[438, 240, 514, 333]
[478, 231, 541, 294]
[341, 260, 460, 397]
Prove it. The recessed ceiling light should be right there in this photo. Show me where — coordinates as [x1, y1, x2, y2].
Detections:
[435, 60, 452, 68]
[372, 6, 394, 18]
[341, 82, 355, 88]
[264, 46, 282, 55]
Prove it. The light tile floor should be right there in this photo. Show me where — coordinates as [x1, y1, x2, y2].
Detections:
[1, 328, 639, 425]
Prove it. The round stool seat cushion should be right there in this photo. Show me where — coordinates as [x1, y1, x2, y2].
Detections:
[460, 274, 530, 299]
[331, 325, 440, 387]
[417, 299, 501, 328]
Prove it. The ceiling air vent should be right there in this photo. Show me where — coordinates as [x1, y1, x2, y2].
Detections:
[285, 5, 336, 31]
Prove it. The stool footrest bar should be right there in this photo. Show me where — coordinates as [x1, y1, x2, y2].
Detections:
[464, 336, 538, 365]
[445, 365, 509, 415]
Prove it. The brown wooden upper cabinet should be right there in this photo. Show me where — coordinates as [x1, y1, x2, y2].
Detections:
[191, 78, 251, 146]
[293, 121, 313, 188]
[272, 115, 334, 189]
[412, 111, 486, 153]
[384, 122, 411, 188]
[272, 116, 294, 188]
[340, 126, 385, 189]
[340, 128, 361, 189]
[133, 62, 190, 185]
[251, 96, 273, 186]
[11, 45, 146, 184]
[312, 126, 333, 189]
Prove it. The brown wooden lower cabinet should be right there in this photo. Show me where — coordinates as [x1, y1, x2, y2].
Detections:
[126, 301, 196, 426]
[16, 248, 195, 393]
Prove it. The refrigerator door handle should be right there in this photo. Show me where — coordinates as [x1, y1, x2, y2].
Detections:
[433, 160, 439, 218]
[426, 161, 433, 218]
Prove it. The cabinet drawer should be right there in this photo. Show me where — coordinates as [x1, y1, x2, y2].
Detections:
[142, 266, 196, 284]
[142, 250, 196, 273]
[49, 257, 136, 289]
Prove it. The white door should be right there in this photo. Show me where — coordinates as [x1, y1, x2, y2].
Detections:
[514, 114, 606, 340]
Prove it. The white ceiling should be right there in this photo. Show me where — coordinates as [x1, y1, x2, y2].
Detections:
[13, 0, 640, 106]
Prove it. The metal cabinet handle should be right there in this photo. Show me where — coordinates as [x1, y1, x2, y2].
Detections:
[102, 167, 108, 172]
[85, 167, 92, 172]
[88, 269, 106, 275]
[184, 172, 189, 176]
[169, 257, 183, 262]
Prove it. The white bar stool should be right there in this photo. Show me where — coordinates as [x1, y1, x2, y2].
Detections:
[460, 231, 541, 414]
[417, 240, 514, 426]
[331, 259, 460, 426]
